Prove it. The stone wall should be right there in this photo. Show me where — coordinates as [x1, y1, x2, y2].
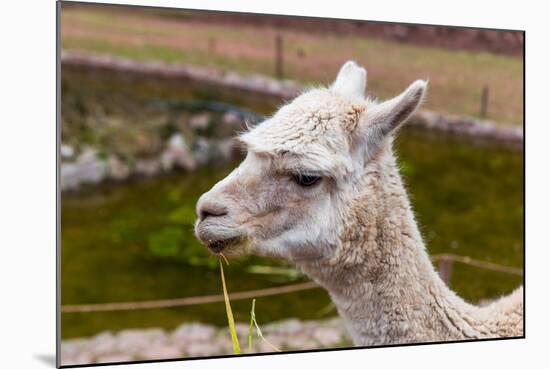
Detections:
[61, 318, 349, 366]
[60, 53, 523, 191]
[61, 53, 523, 146]
[61, 110, 245, 191]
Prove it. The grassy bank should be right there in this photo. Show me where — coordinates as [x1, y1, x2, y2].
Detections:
[60, 5, 523, 125]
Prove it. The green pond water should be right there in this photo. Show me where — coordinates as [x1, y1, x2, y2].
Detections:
[61, 67, 523, 339]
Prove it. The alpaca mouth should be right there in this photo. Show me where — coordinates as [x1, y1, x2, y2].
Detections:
[206, 236, 241, 253]
[194, 218, 244, 254]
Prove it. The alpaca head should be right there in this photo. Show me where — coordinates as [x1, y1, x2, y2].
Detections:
[195, 61, 427, 263]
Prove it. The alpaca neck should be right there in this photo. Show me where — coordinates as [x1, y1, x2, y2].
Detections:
[298, 146, 483, 345]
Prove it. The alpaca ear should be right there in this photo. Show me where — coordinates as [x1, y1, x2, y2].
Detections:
[330, 61, 367, 99]
[365, 80, 427, 138]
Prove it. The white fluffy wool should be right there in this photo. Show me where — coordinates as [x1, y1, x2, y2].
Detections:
[195, 61, 523, 345]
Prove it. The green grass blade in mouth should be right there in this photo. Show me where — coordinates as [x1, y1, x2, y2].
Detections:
[220, 259, 241, 354]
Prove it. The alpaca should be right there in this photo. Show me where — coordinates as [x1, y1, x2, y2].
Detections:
[194, 61, 523, 346]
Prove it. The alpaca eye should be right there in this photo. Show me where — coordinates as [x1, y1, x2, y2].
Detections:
[292, 173, 322, 187]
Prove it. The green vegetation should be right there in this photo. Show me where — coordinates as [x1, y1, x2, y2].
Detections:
[220, 260, 241, 354]
[248, 299, 281, 352]
[60, 5, 523, 124]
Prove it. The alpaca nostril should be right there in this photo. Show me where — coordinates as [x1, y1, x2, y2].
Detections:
[199, 202, 228, 221]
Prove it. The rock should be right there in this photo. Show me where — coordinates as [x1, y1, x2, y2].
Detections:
[168, 133, 186, 150]
[96, 354, 133, 364]
[323, 318, 344, 330]
[89, 332, 117, 357]
[222, 111, 243, 130]
[61, 148, 107, 190]
[312, 326, 343, 346]
[60, 163, 82, 191]
[255, 337, 283, 353]
[135, 158, 161, 177]
[107, 155, 130, 181]
[61, 339, 89, 362]
[62, 352, 94, 366]
[283, 333, 321, 350]
[161, 134, 195, 171]
[60, 144, 75, 159]
[61, 339, 87, 355]
[160, 154, 174, 171]
[413, 110, 523, 148]
[135, 328, 167, 344]
[172, 323, 215, 343]
[76, 148, 107, 184]
[139, 344, 182, 360]
[265, 319, 303, 335]
[77, 147, 98, 164]
[211, 335, 234, 354]
[79, 160, 107, 184]
[60, 318, 349, 364]
[191, 137, 211, 166]
[193, 138, 240, 167]
[189, 113, 210, 131]
[184, 342, 220, 357]
[116, 328, 166, 355]
[234, 322, 250, 337]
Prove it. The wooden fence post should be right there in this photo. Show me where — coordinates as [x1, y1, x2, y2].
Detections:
[480, 84, 489, 119]
[275, 34, 284, 79]
[208, 37, 217, 54]
[438, 256, 454, 285]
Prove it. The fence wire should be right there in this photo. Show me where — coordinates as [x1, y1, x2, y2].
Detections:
[61, 253, 522, 313]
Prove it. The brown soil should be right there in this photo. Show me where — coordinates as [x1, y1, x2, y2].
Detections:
[63, 2, 524, 57]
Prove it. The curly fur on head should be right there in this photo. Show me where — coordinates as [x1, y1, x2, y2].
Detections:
[195, 60, 523, 345]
